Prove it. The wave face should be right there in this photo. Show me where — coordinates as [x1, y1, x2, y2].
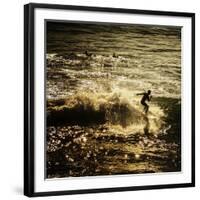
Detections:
[46, 22, 181, 178]
[47, 92, 165, 135]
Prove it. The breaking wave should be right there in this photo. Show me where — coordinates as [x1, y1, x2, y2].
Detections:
[47, 92, 165, 135]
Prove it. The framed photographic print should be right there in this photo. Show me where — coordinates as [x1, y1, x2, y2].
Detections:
[24, 3, 195, 197]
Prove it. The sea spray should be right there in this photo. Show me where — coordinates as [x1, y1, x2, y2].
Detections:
[47, 91, 165, 135]
[46, 22, 181, 178]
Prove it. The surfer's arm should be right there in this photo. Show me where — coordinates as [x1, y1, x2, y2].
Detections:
[148, 95, 152, 101]
[136, 92, 145, 96]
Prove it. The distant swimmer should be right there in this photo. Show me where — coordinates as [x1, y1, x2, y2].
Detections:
[112, 52, 118, 58]
[85, 50, 93, 57]
[136, 90, 152, 114]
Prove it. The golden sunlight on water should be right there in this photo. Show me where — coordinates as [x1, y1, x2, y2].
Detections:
[46, 22, 181, 178]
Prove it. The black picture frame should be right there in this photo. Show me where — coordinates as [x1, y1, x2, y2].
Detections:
[24, 3, 195, 197]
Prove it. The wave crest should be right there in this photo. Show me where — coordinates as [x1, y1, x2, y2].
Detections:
[47, 92, 164, 134]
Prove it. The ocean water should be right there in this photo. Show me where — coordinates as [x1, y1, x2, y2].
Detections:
[46, 22, 181, 178]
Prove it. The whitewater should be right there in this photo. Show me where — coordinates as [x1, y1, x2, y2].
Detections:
[46, 22, 181, 178]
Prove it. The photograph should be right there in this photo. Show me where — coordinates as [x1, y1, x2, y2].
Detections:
[46, 21, 182, 178]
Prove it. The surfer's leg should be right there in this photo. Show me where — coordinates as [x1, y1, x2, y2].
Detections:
[141, 101, 146, 113]
[145, 104, 149, 114]
[143, 102, 148, 114]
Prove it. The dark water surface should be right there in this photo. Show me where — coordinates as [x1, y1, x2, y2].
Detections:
[46, 22, 181, 178]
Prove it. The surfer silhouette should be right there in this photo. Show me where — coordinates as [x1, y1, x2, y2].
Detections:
[137, 90, 152, 114]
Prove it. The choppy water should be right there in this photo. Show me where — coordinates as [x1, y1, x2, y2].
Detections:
[46, 22, 181, 178]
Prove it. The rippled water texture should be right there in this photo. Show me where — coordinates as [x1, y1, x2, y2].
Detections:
[46, 22, 181, 178]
